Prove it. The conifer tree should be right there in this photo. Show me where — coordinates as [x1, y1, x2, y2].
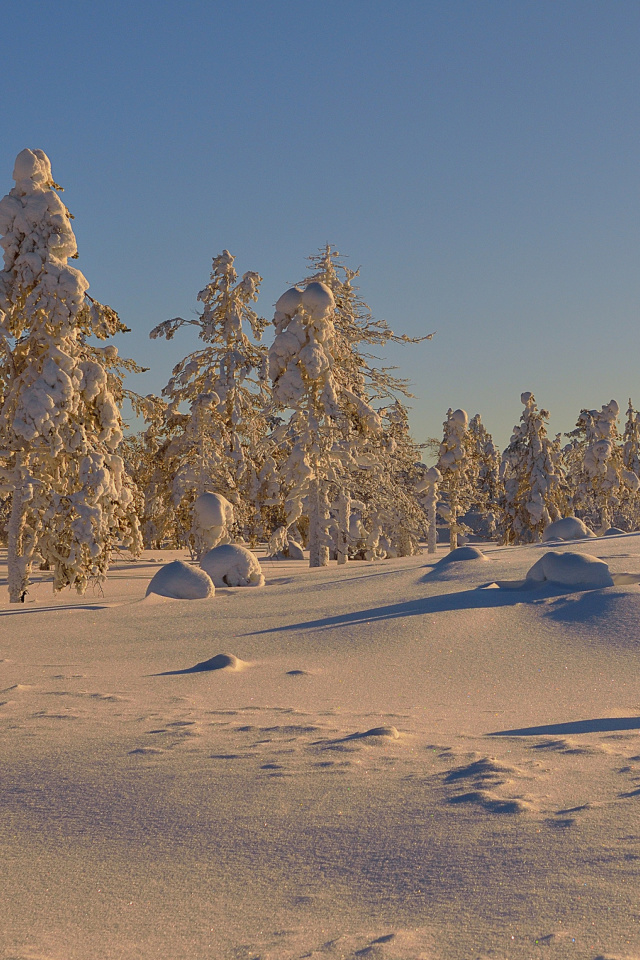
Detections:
[150, 250, 268, 549]
[437, 408, 473, 550]
[500, 392, 566, 544]
[269, 246, 430, 565]
[0, 149, 142, 600]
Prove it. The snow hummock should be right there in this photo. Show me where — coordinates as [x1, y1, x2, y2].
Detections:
[526, 551, 614, 588]
[146, 560, 215, 599]
[200, 543, 265, 587]
[542, 517, 597, 542]
[436, 545, 487, 565]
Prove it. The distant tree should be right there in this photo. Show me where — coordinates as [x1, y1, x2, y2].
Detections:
[499, 392, 566, 544]
[566, 399, 639, 532]
[437, 408, 473, 550]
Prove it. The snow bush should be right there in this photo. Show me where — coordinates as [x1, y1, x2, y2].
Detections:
[200, 543, 265, 587]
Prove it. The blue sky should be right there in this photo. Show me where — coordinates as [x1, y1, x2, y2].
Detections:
[2, 0, 640, 451]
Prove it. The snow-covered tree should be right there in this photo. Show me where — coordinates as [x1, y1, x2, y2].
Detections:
[500, 392, 566, 544]
[150, 250, 269, 551]
[566, 399, 640, 532]
[269, 280, 343, 566]
[269, 247, 430, 565]
[465, 412, 502, 539]
[0, 149, 141, 600]
[437, 408, 473, 550]
[416, 465, 441, 554]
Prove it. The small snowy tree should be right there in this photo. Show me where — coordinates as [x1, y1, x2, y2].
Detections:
[567, 399, 640, 532]
[416, 465, 441, 554]
[150, 250, 268, 550]
[437, 408, 473, 550]
[500, 392, 566, 544]
[0, 149, 141, 600]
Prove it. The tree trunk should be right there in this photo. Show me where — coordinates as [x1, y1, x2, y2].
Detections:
[7, 457, 29, 602]
[336, 490, 350, 565]
[308, 477, 329, 567]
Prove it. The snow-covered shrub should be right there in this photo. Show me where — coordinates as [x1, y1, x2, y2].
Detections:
[0, 149, 142, 600]
[542, 516, 596, 542]
[200, 543, 264, 587]
[146, 560, 215, 599]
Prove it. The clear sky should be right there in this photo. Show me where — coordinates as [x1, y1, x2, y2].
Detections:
[2, 0, 640, 452]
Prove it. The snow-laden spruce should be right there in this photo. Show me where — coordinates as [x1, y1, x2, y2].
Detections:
[0, 149, 141, 601]
[149, 250, 268, 553]
[568, 400, 640, 533]
[437, 408, 473, 550]
[269, 246, 430, 566]
[500, 392, 566, 544]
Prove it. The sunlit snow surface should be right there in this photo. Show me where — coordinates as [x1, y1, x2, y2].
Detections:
[2, 535, 640, 959]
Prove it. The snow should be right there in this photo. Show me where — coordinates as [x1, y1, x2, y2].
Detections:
[5, 523, 640, 959]
[193, 491, 234, 530]
[274, 285, 303, 320]
[300, 280, 335, 319]
[200, 543, 265, 587]
[146, 559, 215, 598]
[526, 550, 614, 587]
[434, 544, 487, 564]
[542, 516, 596, 541]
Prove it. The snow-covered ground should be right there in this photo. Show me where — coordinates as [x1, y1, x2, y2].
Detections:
[2, 535, 640, 959]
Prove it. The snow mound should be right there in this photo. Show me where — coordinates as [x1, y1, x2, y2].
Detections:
[542, 517, 596, 542]
[526, 551, 614, 588]
[146, 561, 215, 599]
[604, 527, 627, 537]
[436, 546, 487, 565]
[201, 543, 265, 587]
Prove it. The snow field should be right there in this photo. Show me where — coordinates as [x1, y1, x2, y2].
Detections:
[3, 535, 640, 959]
